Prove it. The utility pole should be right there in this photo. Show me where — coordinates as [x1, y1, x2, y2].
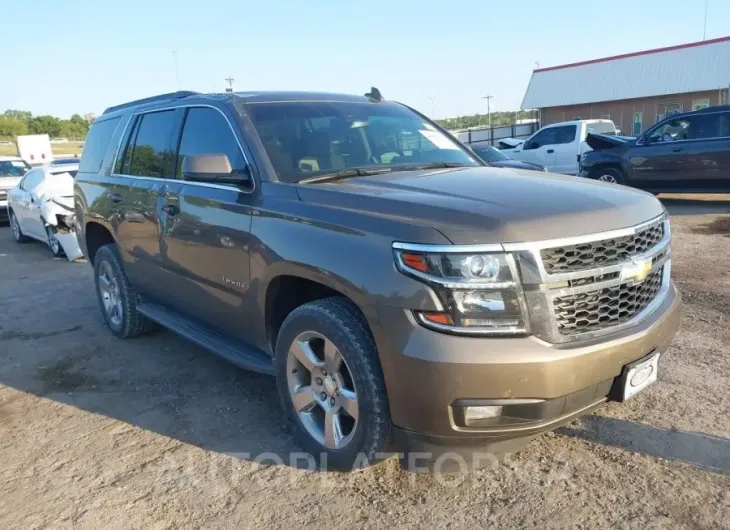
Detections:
[703, 0, 709, 40]
[421, 92, 441, 118]
[482, 95, 494, 128]
[172, 50, 181, 90]
[224, 77, 235, 93]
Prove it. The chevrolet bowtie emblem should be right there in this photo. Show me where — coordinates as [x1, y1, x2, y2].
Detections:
[622, 258, 652, 282]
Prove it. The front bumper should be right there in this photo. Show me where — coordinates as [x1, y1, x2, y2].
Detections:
[367, 281, 681, 448]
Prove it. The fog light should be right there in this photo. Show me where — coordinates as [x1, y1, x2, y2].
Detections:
[464, 405, 503, 424]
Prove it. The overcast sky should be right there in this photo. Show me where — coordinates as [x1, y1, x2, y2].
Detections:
[3, 0, 727, 119]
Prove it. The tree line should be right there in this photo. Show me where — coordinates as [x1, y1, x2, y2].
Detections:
[0, 110, 90, 141]
[436, 110, 538, 131]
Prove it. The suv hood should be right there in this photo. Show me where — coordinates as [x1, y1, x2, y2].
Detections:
[296, 167, 664, 244]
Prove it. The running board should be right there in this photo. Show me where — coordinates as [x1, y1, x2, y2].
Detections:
[137, 303, 275, 375]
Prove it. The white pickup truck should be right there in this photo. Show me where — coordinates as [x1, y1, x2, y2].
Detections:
[502, 119, 617, 175]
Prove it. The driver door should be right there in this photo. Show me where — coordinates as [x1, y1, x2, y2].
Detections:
[159, 105, 256, 341]
[627, 117, 691, 191]
[514, 127, 557, 170]
[18, 169, 46, 238]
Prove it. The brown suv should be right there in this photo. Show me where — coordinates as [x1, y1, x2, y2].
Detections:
[74, 89, 681, 471]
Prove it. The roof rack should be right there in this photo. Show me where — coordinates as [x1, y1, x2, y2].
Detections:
[103, 91, 200, 115]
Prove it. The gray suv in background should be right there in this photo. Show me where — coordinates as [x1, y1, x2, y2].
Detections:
[74, 90, 681, 471]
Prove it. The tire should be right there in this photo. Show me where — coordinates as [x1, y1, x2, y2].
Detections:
[591, 167, 624, 185]
[93, 244, 158, 339]
[45, 224, 65, 258]
[9, 210, 30, 243]
[275, 297, 391, 470]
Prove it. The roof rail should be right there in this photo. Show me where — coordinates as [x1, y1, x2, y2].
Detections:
[103, 91, 200, 115]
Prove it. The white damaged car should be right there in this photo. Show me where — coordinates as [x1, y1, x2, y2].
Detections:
[7, 163, 83, 261]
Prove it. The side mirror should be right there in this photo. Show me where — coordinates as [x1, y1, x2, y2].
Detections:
[523, 141, 535, 150]
[182, 154, 251, 187]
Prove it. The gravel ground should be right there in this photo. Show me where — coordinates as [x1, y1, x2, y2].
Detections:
[1, 195, 729, 529]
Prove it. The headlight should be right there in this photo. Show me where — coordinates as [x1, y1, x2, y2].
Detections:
[579, 153, 588, 167]
[393, 244, 530, 336]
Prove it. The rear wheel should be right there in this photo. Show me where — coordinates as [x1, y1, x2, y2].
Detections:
[275, 297, 391, 470]
[9, 211, 29, 243]
[93, 244, 157, 338]
[592, 167, 624, 185]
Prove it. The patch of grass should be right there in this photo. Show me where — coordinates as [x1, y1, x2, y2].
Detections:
[0, 141, 84, 157]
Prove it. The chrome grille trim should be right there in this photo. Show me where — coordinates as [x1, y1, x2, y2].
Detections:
[509, 213, 671, 344]
[541, 219, 664, 273]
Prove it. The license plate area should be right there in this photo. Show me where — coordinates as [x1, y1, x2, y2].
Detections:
[612, 351, 660, 402]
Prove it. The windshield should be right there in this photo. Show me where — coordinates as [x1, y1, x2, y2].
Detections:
[472, 145, 511, 163]
[586, 122, 617, 135]
[247, 101, 479, 183]
[0, 160, 30, 178]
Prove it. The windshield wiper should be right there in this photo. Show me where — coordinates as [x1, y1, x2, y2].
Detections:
[299, 167, 394, 184]
[397, 162, 471, 171]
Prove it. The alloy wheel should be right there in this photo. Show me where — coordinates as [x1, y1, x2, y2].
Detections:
[98, 261, 123, 326]
[10, 213, 20, 241]
[46, 226, 61, 255]
[598, 174, 618, 183]
[286, 331, 359, 449]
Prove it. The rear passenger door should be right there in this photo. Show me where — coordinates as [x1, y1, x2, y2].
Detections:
[113, 109, 183, 299]
[160, 105, 255, 339]
[683, 111, 730, 191]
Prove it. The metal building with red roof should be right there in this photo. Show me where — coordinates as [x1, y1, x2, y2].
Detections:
[521, 37, 730, 136]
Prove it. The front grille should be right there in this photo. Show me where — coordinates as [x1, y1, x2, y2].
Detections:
[553, 268, 663, 336]
[541, 220, 664, 273]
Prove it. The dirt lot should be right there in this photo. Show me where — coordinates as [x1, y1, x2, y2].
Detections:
[1, 195, 729, 529]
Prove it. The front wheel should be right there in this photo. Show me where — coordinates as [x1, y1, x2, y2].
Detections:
[591, 167, 624, 185]
[45, 225, 64, 258]
[275, 298, 391, 470]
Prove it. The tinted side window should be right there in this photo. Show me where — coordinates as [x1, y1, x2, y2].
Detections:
[129, 111, 177, 177]
[554, 125, 577, 144]
[176, 107, 246, 177]
[528, 127, 557, 148]
[79, 117, 120, 173]
[686, 113, 721, 140]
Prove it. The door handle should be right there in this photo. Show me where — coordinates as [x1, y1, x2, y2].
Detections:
[162, 204, 179, 216]
[547, 149, 554, 154]
[109, 193, 122, 203]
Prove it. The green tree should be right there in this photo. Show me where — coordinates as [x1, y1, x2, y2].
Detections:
[28, 115, 62, 136]
[3, 109, 32, 123]
[0, 116, 29, 139]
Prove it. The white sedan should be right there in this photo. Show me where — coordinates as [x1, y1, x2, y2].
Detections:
[7, 163, 83, 260]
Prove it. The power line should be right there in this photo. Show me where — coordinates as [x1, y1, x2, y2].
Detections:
[481, 95, 494, 128]
[224, 77, 235, 93]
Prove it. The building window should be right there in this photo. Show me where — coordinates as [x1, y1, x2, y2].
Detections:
[601, 114, 610, 119]
[633, 112, 643, 136]
[692, 98, 710, 111]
